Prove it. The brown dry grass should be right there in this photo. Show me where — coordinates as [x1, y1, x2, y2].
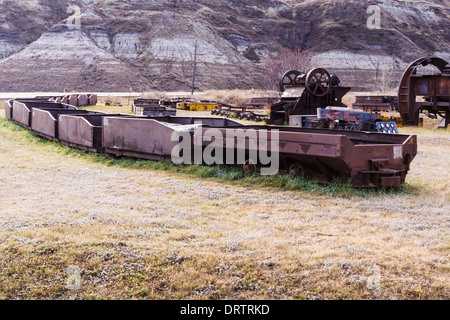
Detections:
[0, 104, 449, 300]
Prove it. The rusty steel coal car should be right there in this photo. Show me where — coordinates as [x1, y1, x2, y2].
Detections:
[4, 98, 417, 188]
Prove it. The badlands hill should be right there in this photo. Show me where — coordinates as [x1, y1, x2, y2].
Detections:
[0, 0, 448, 92]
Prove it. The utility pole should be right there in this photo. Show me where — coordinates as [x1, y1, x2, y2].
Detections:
[375, 60, 379, 82]
[191, 40, 198, 95]
[225, 70, 227, 90]
[209, 71, 211, 90]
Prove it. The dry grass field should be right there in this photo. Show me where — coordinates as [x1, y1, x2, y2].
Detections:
[0, 95, 448, 300]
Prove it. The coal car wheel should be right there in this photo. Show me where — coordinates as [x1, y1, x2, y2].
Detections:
[280, 70, 304, 92]
[289, 163, 305, 178]
[243, 160, 257, 173]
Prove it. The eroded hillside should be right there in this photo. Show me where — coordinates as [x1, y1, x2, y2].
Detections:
[0, 0, 448, 92]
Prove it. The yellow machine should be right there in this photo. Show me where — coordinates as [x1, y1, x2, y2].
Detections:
[380, 115, 404, 128]
[177, 101, 219, 111]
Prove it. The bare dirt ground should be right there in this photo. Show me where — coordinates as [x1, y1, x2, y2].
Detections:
[0, 100, 448, 300]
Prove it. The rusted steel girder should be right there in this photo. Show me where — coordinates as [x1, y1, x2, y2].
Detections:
[352, 96, 398, 112]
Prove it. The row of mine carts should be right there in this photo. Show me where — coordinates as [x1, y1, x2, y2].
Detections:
[5, 96, 417, 188]
[8, 56, 445, 187]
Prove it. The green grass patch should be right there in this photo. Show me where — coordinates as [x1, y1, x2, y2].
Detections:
[0, 116, 420, 198]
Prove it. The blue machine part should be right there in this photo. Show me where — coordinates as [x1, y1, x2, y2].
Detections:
[376, 121, 399, 134]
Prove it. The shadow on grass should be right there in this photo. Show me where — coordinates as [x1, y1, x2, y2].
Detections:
[1, 116, 421, 198]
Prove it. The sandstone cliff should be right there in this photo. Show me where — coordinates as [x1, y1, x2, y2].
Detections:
[0, 0, 448, 92]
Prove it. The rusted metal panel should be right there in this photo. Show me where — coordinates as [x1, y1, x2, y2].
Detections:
[68, 95, 78, 107]
[103, 116, 243, 160]
[411, 75, 450, 97]
[31, 109, 96, 140]
[339, 133, 416, 187]
[59, 115, 97, 150]
[88, 94, 98, 106]
[11, 100, 77, 128]
[78, 94, 89, 106]
[103, 117, 180, 160]
[12, 101, 32, 127]
[31, 108, 59, 139]
[352, 96, 397, 112]
[438, 78, 450, 96]
[59, 114, 123, 152]
[4, 100, 13, 120]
